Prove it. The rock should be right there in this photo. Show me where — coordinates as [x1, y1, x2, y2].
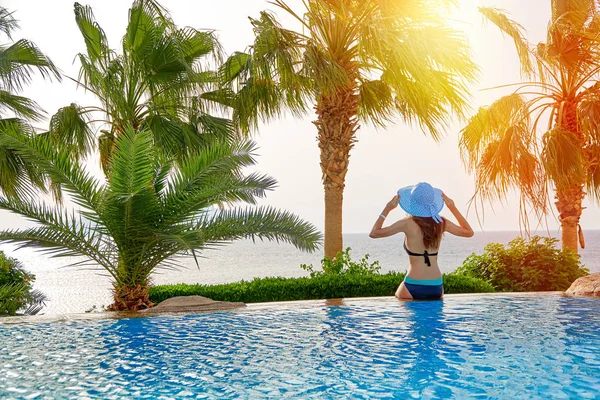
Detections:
[565, 273, 600, 297]
[142, 296, 246, 314]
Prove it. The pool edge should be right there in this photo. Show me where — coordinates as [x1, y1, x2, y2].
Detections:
[3, 291, 596, 325]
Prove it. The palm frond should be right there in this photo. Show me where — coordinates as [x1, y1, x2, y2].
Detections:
[358, 79, 394, 126]
[479, 7, 534, 78]
[460, 89, 549, 218]
[0, 198, 112, 272]
[161, 139, 272, 222]
[176, 28, 221, 64]
[144, 113, 199, 158]
[223, 11, 313, 134]
[0, 118, 47, 199]
[164, 171, 278, 227]
[194, 113, 236, 139]
[586, 141, 600, 202]
[357, 8, 476, 136]
[0, 7, 19, 39]
[103, 128, 161, 242]
[0, 124, 103, 210]
[460, 93, 530, 170]
[124, 0, 171, 60]
[47, 103, 95, 160]
[0, 89, 43, 120]
[541, 127, 585, 186]
[219, 51, 252, 84]
[552, 0, 595, 30]
[22, 289, 47, 315]
[578, 83, 600, 143]
[74, 2, 109, 62]
[0, 39, 60, 93]
[197, 206, 322, 253]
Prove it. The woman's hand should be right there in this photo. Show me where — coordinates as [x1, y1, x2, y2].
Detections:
[384, 194, 399, 213]
[442, 193, 455, 208]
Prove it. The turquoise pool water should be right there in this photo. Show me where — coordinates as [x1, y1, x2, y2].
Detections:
[1, 295, 599, 399]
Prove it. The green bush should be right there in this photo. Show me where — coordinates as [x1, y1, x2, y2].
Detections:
[0, 251, 46, 316]
[301, 248, 382, 277]
[149, 273, 494, 304]
[455, 236, 589, 292]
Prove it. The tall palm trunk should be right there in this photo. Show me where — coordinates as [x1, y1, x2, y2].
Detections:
[555, 101, 585, 253]
[555, 184, 584, 252]
[313, 84, 359, 259]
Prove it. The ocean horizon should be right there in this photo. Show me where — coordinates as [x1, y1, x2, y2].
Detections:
[2, 230, 598, 315]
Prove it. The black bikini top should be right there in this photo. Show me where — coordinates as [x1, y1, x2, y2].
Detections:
[403, 241, 438, 267]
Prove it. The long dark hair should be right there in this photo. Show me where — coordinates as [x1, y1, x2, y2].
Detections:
[412, 216, 445, 249]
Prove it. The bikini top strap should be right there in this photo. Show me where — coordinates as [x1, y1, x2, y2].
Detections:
[403, 241, 420, 256]
[403, 241, 438, 267]
[423, 251, 431, 267]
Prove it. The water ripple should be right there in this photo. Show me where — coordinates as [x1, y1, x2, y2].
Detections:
[1, 295, 600, 399]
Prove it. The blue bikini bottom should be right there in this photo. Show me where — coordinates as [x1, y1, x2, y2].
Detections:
[403, 276, 443, 300]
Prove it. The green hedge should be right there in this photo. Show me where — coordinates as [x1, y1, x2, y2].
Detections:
[149, 272, 494, 304]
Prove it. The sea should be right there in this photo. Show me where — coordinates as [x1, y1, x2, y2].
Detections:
[2, 231, 599, 315]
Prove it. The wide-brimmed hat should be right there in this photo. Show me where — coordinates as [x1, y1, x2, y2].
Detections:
[397, 182, 444, 223]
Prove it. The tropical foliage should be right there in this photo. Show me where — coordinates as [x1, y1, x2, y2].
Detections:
[460, 1, 600, 252]
[0, 251, 46, 316]
[215, 0, 478, 258]
[49, 0, 233, 172]
[455, 236, 588, 292]
[0, 126, 321, 311]
[0, 6, 59, 198]
[300, 247, 381, 277]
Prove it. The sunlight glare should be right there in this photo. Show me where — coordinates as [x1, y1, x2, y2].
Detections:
[448, 1, 484, 53]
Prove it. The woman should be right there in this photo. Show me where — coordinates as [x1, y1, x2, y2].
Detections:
[369, 182, 474, 300]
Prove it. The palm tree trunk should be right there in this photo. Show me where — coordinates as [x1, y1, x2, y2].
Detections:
[108, 283, 153, 311]
[553, 101, 586, 253]
[555, 184, 584, 253]
[314, 86, 359, 259]
[107, 257, 153, 311]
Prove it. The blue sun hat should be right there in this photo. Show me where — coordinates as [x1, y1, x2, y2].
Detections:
[397, 182, 445, 223]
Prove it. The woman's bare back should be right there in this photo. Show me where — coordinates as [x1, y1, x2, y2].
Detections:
[403, 218, 442, 280]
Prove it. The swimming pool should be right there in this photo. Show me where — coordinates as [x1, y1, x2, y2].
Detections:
[1, 294, 599, 398]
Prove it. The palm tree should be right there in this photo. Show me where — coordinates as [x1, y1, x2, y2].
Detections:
[0, 126, 321, 311]
[51, 0, 234, 172]
[0, 6, 59, 198]
[460, 1, 600, 253]
[213, 0, 478, 258]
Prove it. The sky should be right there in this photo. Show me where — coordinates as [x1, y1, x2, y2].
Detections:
[1, 0, 599, 234]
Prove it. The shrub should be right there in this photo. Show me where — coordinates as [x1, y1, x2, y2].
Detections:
[149, 273, 494, 304]
[0, 251, 47, 316]
[455, 236, 589, 292]
[300, 247, 381, 277]
[443, 273, 497, 294]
